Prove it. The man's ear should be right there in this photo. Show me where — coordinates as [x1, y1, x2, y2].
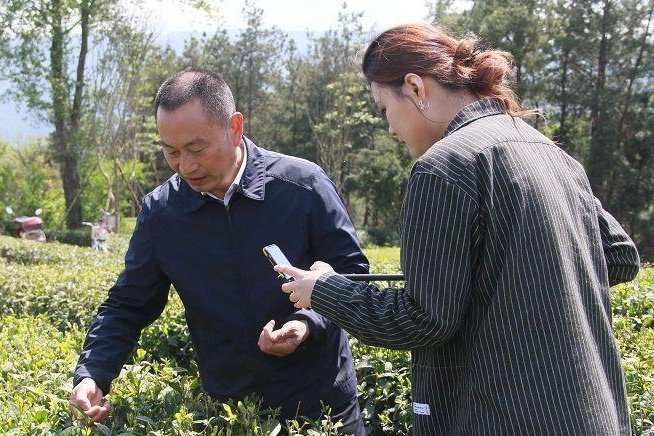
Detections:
[403, 73, 425, 100]
[229, 112, 244, 144]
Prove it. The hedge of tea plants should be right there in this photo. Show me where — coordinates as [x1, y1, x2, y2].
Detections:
[0, 233, 652, 435]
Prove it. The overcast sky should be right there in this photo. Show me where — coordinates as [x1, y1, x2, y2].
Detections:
[135, 0, 439, 34]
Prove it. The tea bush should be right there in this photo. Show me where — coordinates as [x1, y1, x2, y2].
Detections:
[0, 235, 652, 434]
[0, 314, 338, 435]
[0, 315, 84, 434]
[613, 267, 654, 433]
[0, 238, 122, 330]
[46, 228, 93, 248]
[351, 341, 411, 435]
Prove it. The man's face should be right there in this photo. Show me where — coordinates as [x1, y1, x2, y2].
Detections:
[157, 99, 244, 198]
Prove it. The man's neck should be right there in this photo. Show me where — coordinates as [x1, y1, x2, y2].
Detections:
[207, 140, 246, 200]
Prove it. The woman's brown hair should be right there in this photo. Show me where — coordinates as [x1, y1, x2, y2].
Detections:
[362, 23, 532, 118]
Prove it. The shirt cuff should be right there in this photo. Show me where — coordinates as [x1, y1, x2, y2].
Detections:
[286, 309, 326, 343]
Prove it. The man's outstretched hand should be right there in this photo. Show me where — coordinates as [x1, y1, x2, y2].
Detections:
[258, 319, 310, 357]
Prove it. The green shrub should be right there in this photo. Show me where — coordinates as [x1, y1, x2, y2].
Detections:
[0, 240, 121, 330]
[619, 327, 654, 433]
[47, 228, 93, 247]
[0, 315, 340, 435]
[0, 315, 84, 434]
[0, 235, 71, 265]
[359, 226, 399, 247]
[613, 268, 654, 434]
[1, 235, 652, 434]
[137, 296, 195, 367]
[351, 339, 411, 435]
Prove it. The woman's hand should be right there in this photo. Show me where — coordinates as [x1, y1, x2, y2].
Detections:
[275, 261, 334, 308]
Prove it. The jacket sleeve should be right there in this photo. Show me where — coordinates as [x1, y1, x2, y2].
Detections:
[286, 167, 369, 343]
[73, 209, 171, 394]
[312, 172, 475, 349]
[595, 198, 640, 285]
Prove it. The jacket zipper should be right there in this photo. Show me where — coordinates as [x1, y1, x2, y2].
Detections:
[224, 201, 253, 343]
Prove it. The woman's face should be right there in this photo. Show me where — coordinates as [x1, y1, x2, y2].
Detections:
[370, 78, 473, 159]
[370, 81, 434, 158]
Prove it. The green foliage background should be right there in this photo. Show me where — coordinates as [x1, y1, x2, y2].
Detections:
[0, 229, 652, 434]
[1, 0, 651, 256]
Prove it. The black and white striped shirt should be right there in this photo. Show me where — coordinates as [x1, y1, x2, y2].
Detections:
[313, 98, 640, 435]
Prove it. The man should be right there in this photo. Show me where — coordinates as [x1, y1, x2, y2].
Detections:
[69, 68, 368, 435]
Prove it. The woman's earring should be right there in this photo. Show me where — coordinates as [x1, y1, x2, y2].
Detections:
[418, 100, 430, 111]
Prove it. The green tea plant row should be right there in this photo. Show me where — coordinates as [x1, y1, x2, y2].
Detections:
[0, 235, 652, 434]
[0, 236, 411, 435]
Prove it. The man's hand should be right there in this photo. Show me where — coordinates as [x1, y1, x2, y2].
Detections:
[275, 261, 334, 309]
[69, 377, 111, 424]
[258, 319, 310, 357]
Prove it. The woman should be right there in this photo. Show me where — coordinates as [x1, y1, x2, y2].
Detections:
[276, 23, 640, 435]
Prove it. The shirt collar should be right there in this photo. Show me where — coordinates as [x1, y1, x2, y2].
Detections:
[442, 98, 507, 139]
[237, 136, 266, 201]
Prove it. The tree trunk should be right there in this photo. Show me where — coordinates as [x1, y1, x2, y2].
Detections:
[587, 0, 612, 200]
[50, 0, 82, 228]
[114, 162, 121, 233]
[555, 46, 570, 149]
[514, 58, 523, 97]
[62, 154, 82, 227]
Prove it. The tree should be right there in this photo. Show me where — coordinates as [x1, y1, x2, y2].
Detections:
[344, 134, 411, 244]
[0, 0, 120, 229]
[0, 139, 65, 230]
[309, 72, 377, 190]
[462, 0, 547, 99]
[83, 17, 161, 229]
[600, 0, 654, 259]
[181, 0, 287, 140]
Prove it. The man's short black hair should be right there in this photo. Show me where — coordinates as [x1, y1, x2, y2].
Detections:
[154, 68, 235, 125]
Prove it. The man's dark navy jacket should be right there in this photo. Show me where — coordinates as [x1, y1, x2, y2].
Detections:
[74, 137, 369, 418]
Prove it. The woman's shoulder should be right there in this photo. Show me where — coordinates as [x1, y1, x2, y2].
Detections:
[415, 115, 560, 193]
[448, 112, 549, 147]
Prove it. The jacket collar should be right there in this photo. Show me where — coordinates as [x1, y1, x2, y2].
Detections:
[182, 136, 266, 213]
[442, 98, 506, 139]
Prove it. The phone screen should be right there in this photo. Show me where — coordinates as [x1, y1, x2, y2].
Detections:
[263, 244, 293, 281]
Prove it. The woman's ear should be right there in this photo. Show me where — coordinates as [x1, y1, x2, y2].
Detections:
[403, 73, 426, 101]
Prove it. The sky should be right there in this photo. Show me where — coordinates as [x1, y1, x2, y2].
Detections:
[1, 0, 463, 143]
[139, 0, 436, 34]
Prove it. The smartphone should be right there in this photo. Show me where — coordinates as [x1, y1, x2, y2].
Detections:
[262, 244, 294, 281]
